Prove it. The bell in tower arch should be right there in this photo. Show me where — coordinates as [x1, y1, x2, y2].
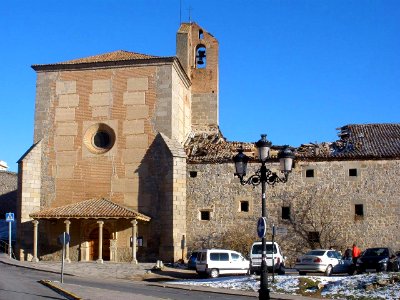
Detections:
[195, 46, 206, 68]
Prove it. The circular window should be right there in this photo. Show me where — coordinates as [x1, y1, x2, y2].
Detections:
[84, 123, 115, 154]
[93, 131, 111, 148]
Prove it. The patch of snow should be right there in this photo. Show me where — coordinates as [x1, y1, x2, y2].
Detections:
[167, 272, 400, 299]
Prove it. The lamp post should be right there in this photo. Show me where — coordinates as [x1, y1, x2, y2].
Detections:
[233, 134, 294, 300]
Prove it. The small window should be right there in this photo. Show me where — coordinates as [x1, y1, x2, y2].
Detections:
[306, 169, 314, 178]
[240, 201, 249, 212]
[281, 206, 290, 219]
[355, 204, 364, 217]
[200, 210, 210, 220]
[189, 171, 197, 178]
[308, 231, 320, 244]
[349, 168, 358, 177]
[199, 29, 204, 39]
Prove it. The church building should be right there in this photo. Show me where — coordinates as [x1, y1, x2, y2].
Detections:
[17, 22, 400, 264]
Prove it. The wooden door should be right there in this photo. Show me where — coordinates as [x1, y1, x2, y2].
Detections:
[89, 227, 111, 261]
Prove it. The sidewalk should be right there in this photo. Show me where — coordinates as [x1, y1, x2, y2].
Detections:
[0, 253, 320, 300]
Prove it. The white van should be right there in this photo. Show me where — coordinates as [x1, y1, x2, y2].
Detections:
[196, 249, 250, 278]
[250, 242, 285, 275]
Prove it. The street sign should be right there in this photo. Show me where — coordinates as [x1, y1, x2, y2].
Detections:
[57, 232, 70, 245]
[257, 217, 267, 238]
[275, 227, 288, 236]
[5, 212, 14, 222]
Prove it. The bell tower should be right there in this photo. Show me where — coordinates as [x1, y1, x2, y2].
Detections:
[176, 22, 219, 129]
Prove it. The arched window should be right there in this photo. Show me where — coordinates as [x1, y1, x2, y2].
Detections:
[199, 29, 204, 39]
[195, 45, 206, 69]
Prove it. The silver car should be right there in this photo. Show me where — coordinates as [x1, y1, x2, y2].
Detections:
[295, 249, 353, 276]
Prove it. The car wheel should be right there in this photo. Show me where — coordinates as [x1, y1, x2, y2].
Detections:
[299, 271, 306, 275]
[210, 268, 219, 278]
[325, 265, 333, 276]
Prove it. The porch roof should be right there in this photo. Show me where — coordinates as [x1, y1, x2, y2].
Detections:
[29, 198, 151, 221]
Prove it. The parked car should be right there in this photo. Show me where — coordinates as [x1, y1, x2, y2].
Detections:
[187, 251, 199, 269]
[250, 241, 285, 275]
[356, 247, 399, 273]
[295, 249, 353, 276]
[196, 249, 250, 278]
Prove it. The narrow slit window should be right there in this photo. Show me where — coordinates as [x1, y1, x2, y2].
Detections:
[240, 201, 249, 212]
[189, 171, 197, 178]
[355, 204, 364, 217]
[281, 206, 290, 219]
[199, 29, 204, 39]
[306, 169, 314, 178]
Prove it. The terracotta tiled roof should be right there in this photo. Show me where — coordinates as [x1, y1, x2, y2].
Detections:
[296, 123, 400, 160]
[53, 50, 160, 65]
[31, 50, 174, 71]
[29, 198, 151, 221]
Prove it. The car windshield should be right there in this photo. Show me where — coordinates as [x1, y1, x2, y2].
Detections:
[306, 250, 326, 256]
[252, 244, 277, 254]
[363, 248, 389, 257]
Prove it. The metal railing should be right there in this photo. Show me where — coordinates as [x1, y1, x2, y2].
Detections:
[0, 239, 16, 259]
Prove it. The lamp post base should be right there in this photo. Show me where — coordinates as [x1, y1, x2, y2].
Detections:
[259, 288, 270, 300]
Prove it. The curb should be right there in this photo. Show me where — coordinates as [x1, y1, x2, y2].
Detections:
[39, 280, 81, 300]
[147, 282, 311, 300]
[0, 258, 75, 277]
[148, 282, 257, 297]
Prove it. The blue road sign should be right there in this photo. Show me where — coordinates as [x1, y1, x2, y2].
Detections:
[257, 217, 267, 238]
[58, 232, 70, 245]
[5, 213, 14, 222]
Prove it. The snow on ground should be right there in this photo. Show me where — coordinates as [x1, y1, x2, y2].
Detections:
[167, 272, 400, 299]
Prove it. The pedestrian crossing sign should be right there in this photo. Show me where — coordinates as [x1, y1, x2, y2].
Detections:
[5, 212, 14, 222]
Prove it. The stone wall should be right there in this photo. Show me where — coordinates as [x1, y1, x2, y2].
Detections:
[186, 159, 400, 264]
[0, 171, 17, 217]
[176, 22, 219, 128]
[20, 58, 192, 262]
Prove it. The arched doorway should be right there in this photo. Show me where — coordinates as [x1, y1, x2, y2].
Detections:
[89, 227, 111, 261]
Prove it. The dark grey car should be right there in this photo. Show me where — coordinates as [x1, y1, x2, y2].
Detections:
[356, 247, 399, 273]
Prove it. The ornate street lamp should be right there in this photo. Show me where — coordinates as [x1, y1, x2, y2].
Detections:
[233, 134, 294, 300]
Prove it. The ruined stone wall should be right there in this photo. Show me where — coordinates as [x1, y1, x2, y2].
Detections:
[0, 171, 17, 216]
[186, 159, 400, 263]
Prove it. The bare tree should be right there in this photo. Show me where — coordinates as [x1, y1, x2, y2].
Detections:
[288, 186, 345, 251]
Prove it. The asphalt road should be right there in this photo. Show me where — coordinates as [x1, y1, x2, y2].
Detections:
[0, 263, 257, 300]
[0, 264, 65, 300]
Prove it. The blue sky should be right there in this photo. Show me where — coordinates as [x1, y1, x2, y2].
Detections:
[1, 0, 399, 172]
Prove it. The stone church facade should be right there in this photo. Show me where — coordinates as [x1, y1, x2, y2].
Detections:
[17, 23, 399, 263]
